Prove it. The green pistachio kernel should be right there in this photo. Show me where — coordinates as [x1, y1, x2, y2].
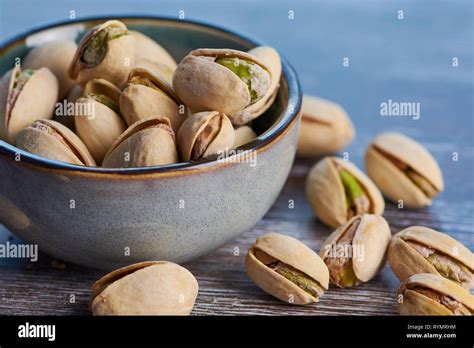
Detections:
[270, 262, 324, 298]
[427, 253, 472, 287]
[86, 93, 119, 114]
[215, 57, 270, 104]
[337, 260, 358, 287]
[340, 170, 364, 207]
[82, 27, 128, 66]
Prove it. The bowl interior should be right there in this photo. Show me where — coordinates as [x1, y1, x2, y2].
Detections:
[0, 16, 299, 173]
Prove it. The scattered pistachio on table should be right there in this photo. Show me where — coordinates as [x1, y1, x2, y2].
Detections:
[245, 233, 329, 305]
[365, 132, 444, 208]
[305, 156, 385, 228]
[397, 273, 473, 316]
[91, 261, 198, 315]
[388, 226, 473, 290]
[320, 214, 391, 288]
[297, 95, 355, 157]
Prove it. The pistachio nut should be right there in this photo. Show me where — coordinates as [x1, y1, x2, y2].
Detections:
[23, 40, 77, 100]
[0, 66, 58, 143]
[320, 214, 391, 288]
[15, 119, 96, 166]
[397, 273, 473, 315]
[91, 261, 199, 315]
[297, 95, 355, 157]
[245, 233, 329, 304]
[130, 30, 177, 71]
[173, 48, 271, 115]
[134, 58, 175, 84]
[365, 132, 444, 208]
[305, 156, 385, 228]
[102, 117, 178, 168]
[233, 125, 257, 148]
[120, 66, 185, 133]
[177, 111, 235, 161]
[230, 46, 281, 126]
[75, 79, 127, 164]
[388, 226, 473, 290]
[68, 20, 135, 87]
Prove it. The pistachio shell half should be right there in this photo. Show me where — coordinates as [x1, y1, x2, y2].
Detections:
[68, 20, 135, 87]
[305, 156, 385, 228]
[130, 31, 177, 71]
[297, 95, 355, 157]
[320, 214, 391, 287]
[119, 66, 185, 132]
[388, 226, 473, 290]
[15, 119, 96, 166]
[233, 125, 256, 148]
[75, 79, 127, 164]
[0, 66, 58, 143]
[102, 117, 178, 168]
[23, 40, 77, 100]
[173, 48, 271, 115]
[177, 111, 235, 161]
[91, 261, 199, 315]
[229, 46, 281, 125]
[397, 273, 474, 315]
[245, 233, 329, 304]
[365, 132, 444, 207]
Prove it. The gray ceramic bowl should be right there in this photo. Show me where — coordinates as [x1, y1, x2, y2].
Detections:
[0, 16, 301, 270]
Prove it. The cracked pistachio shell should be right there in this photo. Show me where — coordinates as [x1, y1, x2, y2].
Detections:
[305, 156, 385, 228]
[120, 66, 185, 133]
[245, 233, 329, 304]
[388, 226, 474, 289]
[365, 132, 444, 208]
[397, 273, 474, 315]
[177, 111, 235, 161]
[0, 66, 58, 143]
[23, 40, 77, 100]
[229, 46, 281, 126]
[320, 214, 391, 287]
[297, 95, 355, 157]
[173, 48, 271, 115]
[68, 20, 135, 87]
[102, 117, 178, 168]
[130, 31, 177, 71]
[75, 79, 127, 164]
[91, 261, 198, 315]
[233, 125, 257, 148]
[15, 119, 96, 166]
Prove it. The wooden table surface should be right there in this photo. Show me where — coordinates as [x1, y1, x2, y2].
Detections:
[0, 0, 472, 315]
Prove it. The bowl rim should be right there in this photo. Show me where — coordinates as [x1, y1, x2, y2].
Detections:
[0, 15, 302, 175]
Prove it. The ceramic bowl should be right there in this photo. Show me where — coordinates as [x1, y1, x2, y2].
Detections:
[0, 16, 301, 270]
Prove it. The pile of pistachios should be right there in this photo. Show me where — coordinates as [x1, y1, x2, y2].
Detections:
[0, 20, 281, 167]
